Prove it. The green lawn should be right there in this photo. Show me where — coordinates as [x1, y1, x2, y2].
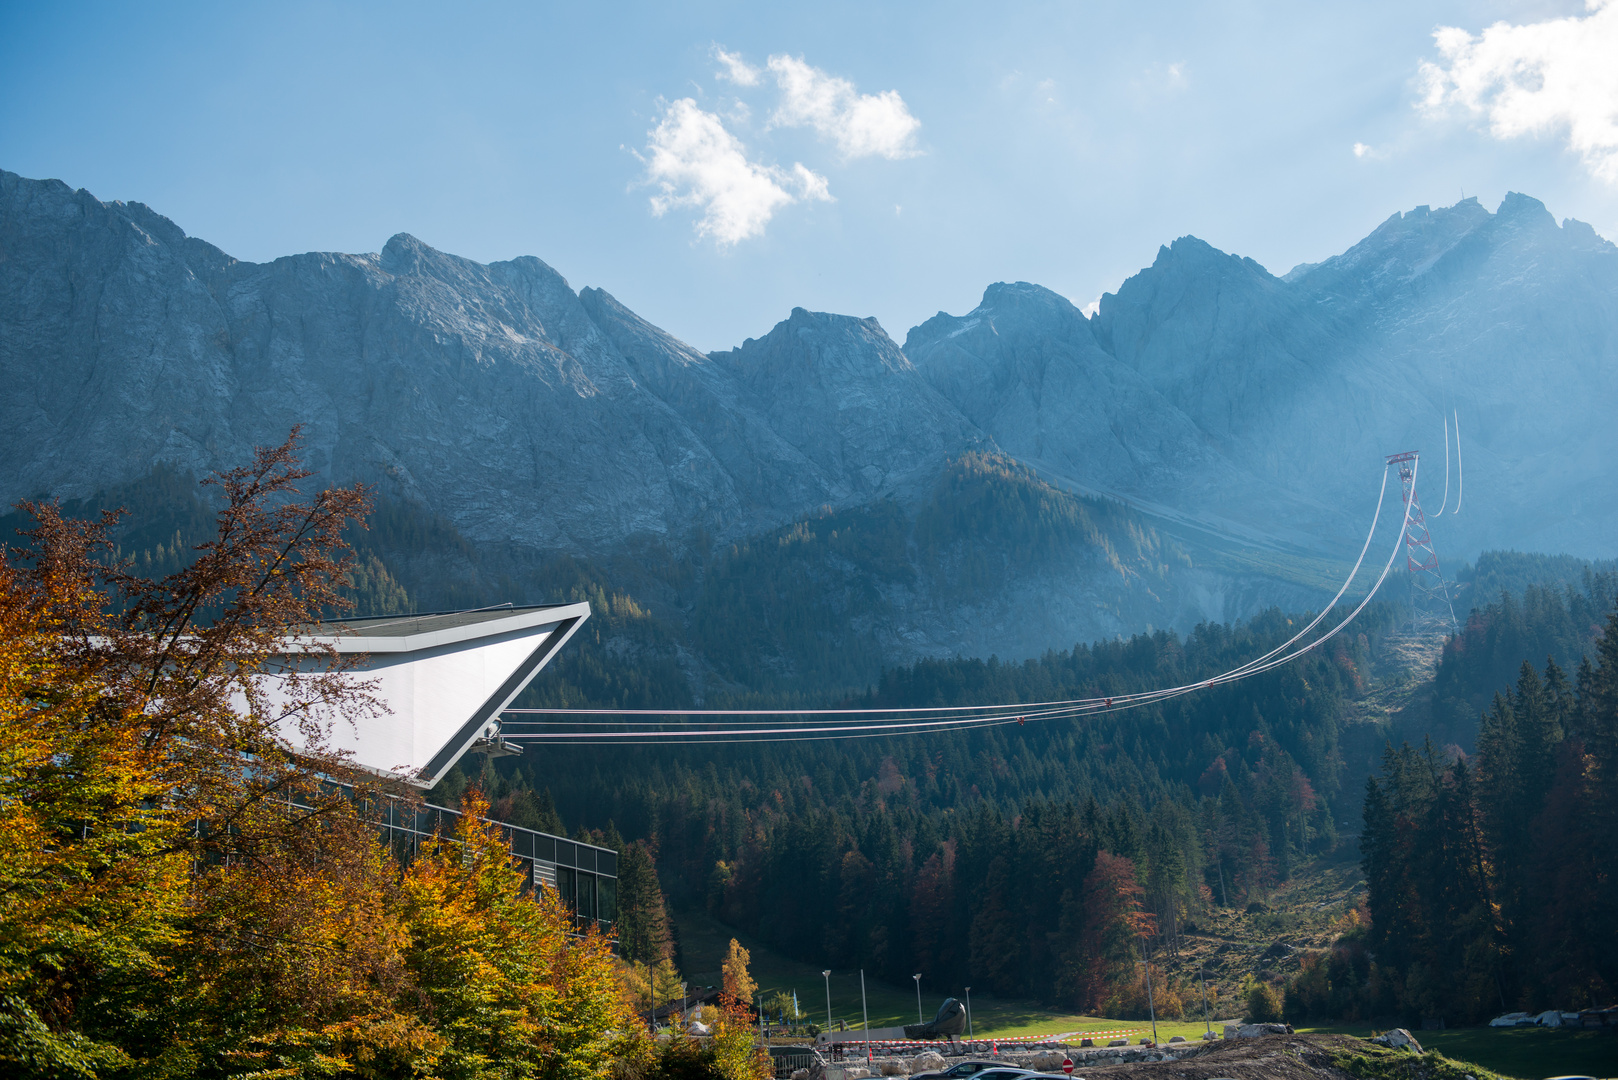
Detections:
[673, 907, 1226, 1043]
[1302, 1023, 1618, 1080]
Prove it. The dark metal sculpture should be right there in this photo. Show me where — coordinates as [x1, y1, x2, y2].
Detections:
[904, 997, 967, 1041]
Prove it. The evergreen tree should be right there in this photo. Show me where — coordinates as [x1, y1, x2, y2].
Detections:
[615, 840, 673, 966]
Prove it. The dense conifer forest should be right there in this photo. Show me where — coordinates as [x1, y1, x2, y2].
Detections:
[445, 566, 1618, 1022]
[1285, 603, 1618, 1022]
[11, 464, 1616, 1025]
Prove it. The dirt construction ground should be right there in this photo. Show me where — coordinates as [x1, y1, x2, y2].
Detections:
[1068, 1033, 1526, 1080]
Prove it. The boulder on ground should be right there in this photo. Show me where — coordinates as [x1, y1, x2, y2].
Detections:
[880, 1061, 909, 1076]
[1029, 1052, 1066, 1071]
[1108, 1039, 1129, 1047]
[1234, 1023, 1289, 1038]
[1169, 1036, 1186, 1043]
[1201, 1031, 1219, 1041]
[688, 1021, 711, 1036]
[1080, 1038, 1094, 1047]
[1370, 1028, 1423, 1053]
[910, 1052, 946, 1073]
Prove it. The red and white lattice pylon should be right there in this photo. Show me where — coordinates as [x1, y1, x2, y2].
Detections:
[1386, 451, 1457, 631]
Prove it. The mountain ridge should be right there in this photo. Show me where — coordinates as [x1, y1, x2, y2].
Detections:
[3, 167, 1615, 673]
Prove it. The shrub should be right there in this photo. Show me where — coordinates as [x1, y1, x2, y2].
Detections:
[1245, 978, 1284, 1023]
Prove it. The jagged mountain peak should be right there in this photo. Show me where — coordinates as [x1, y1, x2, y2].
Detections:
[1148, 234, 1275, 278]
[1289, 193, 1612, 297]
[976, 280, 1083, 319]
[713, 306, 912, 375]
[1496, 190, 1556, 227]
[2, 166, 1614, 592]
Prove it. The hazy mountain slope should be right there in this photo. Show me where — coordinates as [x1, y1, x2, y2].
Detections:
[705, 307, 982, 503]
[5, 169, 1615, 675]
[903, 281, 1347, 551]
[0, 170, 979, 554]
[1091, 194, 1618, 558]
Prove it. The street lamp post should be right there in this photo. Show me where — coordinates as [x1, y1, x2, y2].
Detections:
[860, 970, 871, 1064]
[1141, 938, 1159, 1046]
[822, 970, 832, 1035]
[1199, 961, 1211, 1037]
[913, 975, 923, 1023]
[964, 987, 973, 1038]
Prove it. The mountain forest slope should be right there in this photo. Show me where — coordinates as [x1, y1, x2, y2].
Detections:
[4, 169, 1617, 683]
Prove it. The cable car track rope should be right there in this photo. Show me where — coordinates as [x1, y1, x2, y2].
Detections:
[500, 458, 1417, 745]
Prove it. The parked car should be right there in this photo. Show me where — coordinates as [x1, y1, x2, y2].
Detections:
[970, 1069, 1045, 1080]
[912, 1060, 1004, 1080]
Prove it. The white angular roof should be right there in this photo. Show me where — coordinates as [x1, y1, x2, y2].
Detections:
[290, 602, 590, 787]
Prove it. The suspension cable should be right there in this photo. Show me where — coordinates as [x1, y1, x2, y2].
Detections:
[501, 461, 1413, 745]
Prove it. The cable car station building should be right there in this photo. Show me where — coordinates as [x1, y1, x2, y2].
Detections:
[288, 602, 616, 930]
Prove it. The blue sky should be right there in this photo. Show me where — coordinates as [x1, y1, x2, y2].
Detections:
[3, 0, 1614, 351]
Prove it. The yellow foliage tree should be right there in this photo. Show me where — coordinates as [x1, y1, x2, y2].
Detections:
[721, 939, 756, 1007]
[0, 432, 376, 1075]
[0, 432, 643, 1079]
[398, 788, 638, 1079]
[652, 959, 686, 1014]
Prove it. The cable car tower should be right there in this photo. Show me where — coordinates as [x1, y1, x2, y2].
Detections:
[1386, 451, 1457, 631]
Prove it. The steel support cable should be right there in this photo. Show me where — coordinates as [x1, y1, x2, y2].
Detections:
[1434, 415, 1449, 516]
[1131, 454, 1415, 696]
[505, 465, 1396, 736]
[584, 477, 1426, 746]
[505, 468, 1412, 745]
[1452, 410, 1463, 515]
[511, 493, 1414, 747]
[663, 469, 1423, 748]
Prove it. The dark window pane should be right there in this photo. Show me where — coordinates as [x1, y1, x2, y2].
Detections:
[557, 867, 577, 913]
[597, 876, 616, 924]
[577, 873, 597, 921]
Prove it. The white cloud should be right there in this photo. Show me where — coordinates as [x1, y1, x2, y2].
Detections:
[713, 46, 761, 87]
[1418, 0, 1618, 184]
[641, 98, 831, 247]
[765, 54, 921, 160]
[1353, 142, 1372, 158]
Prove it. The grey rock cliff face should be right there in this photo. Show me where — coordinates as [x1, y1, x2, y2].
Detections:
[3, 168, 1614, 595]
[903, 281, 1344, 550]
[0, 171, 978, 553]
[1085, 196, 1618, 558]
[707, 307, 982, 503]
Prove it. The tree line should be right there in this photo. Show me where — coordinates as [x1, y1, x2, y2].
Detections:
[446, 604, 1407, 1016]
[464, 566, 1618, 1024]
[1284, 600, 1618, 1024]
[0, 435, 765, 1080]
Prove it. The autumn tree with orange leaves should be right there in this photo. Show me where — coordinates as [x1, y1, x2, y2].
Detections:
[0, 431, 638, 1079]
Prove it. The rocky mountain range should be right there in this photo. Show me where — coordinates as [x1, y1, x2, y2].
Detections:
[2, 168, 1615, 670]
